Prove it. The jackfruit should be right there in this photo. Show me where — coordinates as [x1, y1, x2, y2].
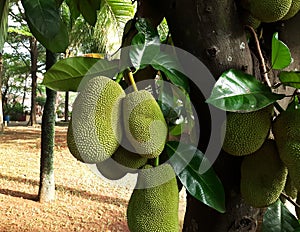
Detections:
[96, 145, 148, 180]
[123, 90, 168, 158]
[272, 106, 300, 190]
[241, 139, 288, 208]
[241, 10, 261, 29]
[282, 0, 300, 20]
[67, 118, 83, 162]
[222, 105, 273, 156]
[127, 164, 179, 232]
[71, 76, 125, 163]
[284, 174, 298, 199]
[243, 0, 292, 22]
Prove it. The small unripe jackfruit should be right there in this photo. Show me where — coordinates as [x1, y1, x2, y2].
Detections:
[241, 139, 288, 208]
[222, 106, 273, 156]
[273, 106, 300, 190]
[96, 146, 148, 180]
[243, 0, 292, 22]
[281, 0, 300, 20]
[71, 76, 125, 163]
[127, 164, 179, 232]
[241, 10, 261, 29]
[123, 90, 168, 158]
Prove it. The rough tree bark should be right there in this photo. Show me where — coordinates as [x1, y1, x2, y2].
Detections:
[38, 50, 57, 203]
[29, 37, 38, 126]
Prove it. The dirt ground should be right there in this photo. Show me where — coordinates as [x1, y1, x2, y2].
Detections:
[0, 125, 186, 232]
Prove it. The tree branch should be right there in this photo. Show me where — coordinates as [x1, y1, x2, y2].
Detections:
[281, 192, 300, 209]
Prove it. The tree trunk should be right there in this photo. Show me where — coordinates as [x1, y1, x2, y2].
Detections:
[64, 91, 69, 122]
[29, 37, 38, 126]
[159, 0, 263, 231]
[0, 52, 3, 133]
[38, 50, 57, 203]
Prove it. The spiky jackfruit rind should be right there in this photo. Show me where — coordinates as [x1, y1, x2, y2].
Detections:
[72, 76, 125, 163]
[281, 0, 300, 20]
[112, 146, 148, 169]
[127, 164, 179, 232]
[222, 105, 273, 156]
[241, 10, 261, 29]
[123, 90, 168, 158]
[96, 158, 127, 180]
[241, 140, 288, 208]
[67, 118, 83, 162]
[246, 0, 292, 22]
[273, 108, 300, 190]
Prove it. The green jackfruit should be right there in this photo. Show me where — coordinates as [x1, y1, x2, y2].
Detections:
[282, 0, 300, 20]
[123, 90, 168, 158]
[243, 0, 292, 22]
[96, 146, 148, 180]
[222, 106, 273, 156]
[284, 174, 298, 199]
[273, 106, 300, 190]
[241, 139, 288, 208]
[71, 76, 125, 163]
[67, 117, 83, 162]
[127, 164, 179, 232]
[241, 10, 261, 29]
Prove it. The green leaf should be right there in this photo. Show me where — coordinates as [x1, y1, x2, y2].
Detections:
[22, 0, 60, 39]
[27, 20, 69, 53]
[279, 71, 300, 89]
[151, 53, 189, 93]
[0, 0, 9, 51]
[206, 69, 284, 112]
[130, 19, 161, 69]
[262, 200, 299, 232]
[66, 0, 80, 20]
[42, 57, 119, 91]
[294, 227, 300, 232]
[79, 0, 101, 26]
[272, 32, 292, 70]
[166, 141, 226, 213]
[169, 125, 182, 136]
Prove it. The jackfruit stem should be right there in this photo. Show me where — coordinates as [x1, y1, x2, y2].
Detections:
[281, 192, 300, 209]
[128, 71, 138, 92]
[154, 157, 159, 167]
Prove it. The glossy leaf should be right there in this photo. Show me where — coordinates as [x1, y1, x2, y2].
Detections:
[22, 0, 60, 38]
[0, 0, 9, 51]
[166, 141, 225, 213]
[262, 200, 299, 232]
[27, 19, 69, 53]
[151, 53, 189, 93]
[272, 32, 292, 70]
[279, 71, 300, 89]
[206, 69, 284, 112]
[42, 57, 119, 91]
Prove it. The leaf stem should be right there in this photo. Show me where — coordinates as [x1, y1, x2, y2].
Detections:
[245, 25, 272, 88]
[281, 192, 300, 209]
[128, 70, 138, 92]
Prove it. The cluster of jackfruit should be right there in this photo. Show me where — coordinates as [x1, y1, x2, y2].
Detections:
[67, 76, 167, 173]
[224, 101, 300, 209]
[240, 0, 300, 25]
[67, 75, 179, 231]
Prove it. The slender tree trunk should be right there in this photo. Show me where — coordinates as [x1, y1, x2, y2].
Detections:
[0, 52, 3, 133]
[159, 0, 263, 231]
[29, 37, 38, 126]
[64, 91, 69, 122]
[38, 50, 57, 203]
